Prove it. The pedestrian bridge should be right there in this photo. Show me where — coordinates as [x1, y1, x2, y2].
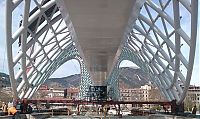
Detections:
[5, 0, 198, 104]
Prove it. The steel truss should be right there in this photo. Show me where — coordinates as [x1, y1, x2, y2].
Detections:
[5, 0, 92, 99]
[106, 45, 150, 101]
[107, 0, 198, 104]
[5, 0, 198, 104]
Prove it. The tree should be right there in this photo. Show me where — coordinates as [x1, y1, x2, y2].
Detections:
[0, 90, 13, 103]
[148, 88, 166, 101]
[198, 104, 200, 112]
[184, 97, 193, 111]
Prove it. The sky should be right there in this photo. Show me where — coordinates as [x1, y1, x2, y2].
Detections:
[0, 0, 199, 86]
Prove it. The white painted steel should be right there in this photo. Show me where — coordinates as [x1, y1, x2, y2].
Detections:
[126, 0, 198, 104]
[5, 0, 198, 104]
[5, 0, 75, 99]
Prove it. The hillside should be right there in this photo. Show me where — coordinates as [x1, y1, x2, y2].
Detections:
[0, 68, 150, 88]
[44, 67, 150, 88]
[0, 72, 11, 87]
[119, 67, 150, 88]
[44, 74, 81, 88]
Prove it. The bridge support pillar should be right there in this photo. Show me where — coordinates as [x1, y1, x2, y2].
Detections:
[117, 104, 122, 118]
[77, 104, 80, 115]
[171, 100, 184, 115]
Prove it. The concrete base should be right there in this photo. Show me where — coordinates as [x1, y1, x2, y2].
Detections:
[0, 115, 13, 119]
[149, 114, 195, 119]
[1, 114, 197, 119]
[0, 113, 50, 119]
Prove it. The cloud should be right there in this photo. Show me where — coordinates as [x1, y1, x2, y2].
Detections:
[190, 8, 199, 85]
[191, 1, 200, 85]
[50, 59, 80, 78]
[0, 0, 7, 73]
[0, 0, 199, 86]
[0, 0, 5, 29]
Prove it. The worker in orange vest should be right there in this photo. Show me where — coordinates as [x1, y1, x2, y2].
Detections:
[8, 106, 17, 116]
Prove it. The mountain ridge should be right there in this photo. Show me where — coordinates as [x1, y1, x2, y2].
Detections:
[0, 68, 150, 88]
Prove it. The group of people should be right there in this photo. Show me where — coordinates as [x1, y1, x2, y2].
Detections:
[1, 101, 18, 116]
[1, 99, 33, 117]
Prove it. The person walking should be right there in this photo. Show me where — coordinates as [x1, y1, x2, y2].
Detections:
[192, 105, 197, 114]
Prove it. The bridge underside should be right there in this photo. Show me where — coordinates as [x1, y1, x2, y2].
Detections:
[57, 0, 136, 85]
[5, 0, 198, 104]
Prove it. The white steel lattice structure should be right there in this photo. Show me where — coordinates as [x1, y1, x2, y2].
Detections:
[5, 0, 92, 99]
[106, 0, 198, 104]
[5, 0, 198, 104]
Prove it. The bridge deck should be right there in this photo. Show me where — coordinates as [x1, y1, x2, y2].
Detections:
[57, 0, 136, 83]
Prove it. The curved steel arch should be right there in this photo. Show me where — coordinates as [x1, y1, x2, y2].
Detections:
[32, 45, 92, 99]
[43, 45, 92, 99]
[5, 0, 198, 104]
[106, 45, 151, 101]
[5, 0, 92, 99]
[107, 0, 198, 104]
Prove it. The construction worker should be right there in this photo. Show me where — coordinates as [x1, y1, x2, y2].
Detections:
[1, 102, 7, 115]
[192, 105, 197, 114]
[103, 104, 109, 118]
[8, 106, 17, 116]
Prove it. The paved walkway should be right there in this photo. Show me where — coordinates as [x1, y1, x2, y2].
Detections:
[47, 115, 149, 119]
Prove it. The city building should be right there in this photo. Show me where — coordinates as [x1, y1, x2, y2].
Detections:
[48, 88, 66, 98]
[36, 85, 80, 99]
[120, 85, 152, 101]
[185, 85, 200, 105]
[120, 85, 166, 102]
